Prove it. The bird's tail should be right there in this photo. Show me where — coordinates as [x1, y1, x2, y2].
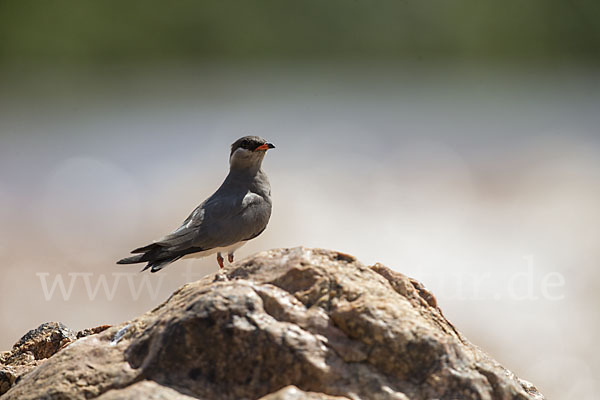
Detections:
[116, 254, 145, 264]
[116, 244, 181, 273]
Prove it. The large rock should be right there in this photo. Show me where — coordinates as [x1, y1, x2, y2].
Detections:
[0, 247, 544, 400]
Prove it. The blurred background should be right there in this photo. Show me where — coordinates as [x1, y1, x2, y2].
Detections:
[1, 1, 599, 398]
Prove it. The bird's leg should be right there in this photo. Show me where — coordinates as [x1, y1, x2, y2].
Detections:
[228, 253, 234, 263]
[217, 252, 224, 269]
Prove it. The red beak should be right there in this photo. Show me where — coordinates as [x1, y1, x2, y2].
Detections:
[254, 143, 275, 151]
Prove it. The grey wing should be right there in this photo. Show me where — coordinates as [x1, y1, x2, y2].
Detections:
[154, 192, 271, 252]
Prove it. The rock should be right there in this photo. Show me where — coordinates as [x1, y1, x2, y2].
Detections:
[259, 385, 350, 399]
[76, 325, 112, 339]
[5, 322, 76, 363]
[0, 322, 76, 395]
[0, 322, 112, 395]
[0, 247, 545, 400]
[95, 380, 197, 399]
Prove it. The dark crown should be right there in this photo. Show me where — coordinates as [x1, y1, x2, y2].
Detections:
[230, 136, 267, 156]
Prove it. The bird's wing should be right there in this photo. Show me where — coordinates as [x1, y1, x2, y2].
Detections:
[153, 191, 271, 252]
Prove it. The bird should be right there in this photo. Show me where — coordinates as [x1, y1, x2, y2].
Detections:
[117, 136, 275, 272]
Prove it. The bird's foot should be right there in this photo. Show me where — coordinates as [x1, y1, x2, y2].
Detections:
[217, 253, 224, 269]
[228, 253, 234, 263]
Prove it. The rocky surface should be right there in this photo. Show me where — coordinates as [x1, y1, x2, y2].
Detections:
[0, 322, 110, 395]
[0, 247, 544, 399]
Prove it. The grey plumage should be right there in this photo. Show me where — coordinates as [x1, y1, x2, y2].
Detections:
[117, 136, 274, 272]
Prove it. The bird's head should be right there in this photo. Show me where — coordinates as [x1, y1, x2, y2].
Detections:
[229, 136, 275, 171]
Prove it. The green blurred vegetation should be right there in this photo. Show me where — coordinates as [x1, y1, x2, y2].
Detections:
[0, 0, 599, 66]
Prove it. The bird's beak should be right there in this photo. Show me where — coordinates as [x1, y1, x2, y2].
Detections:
[255, 143, 276, 151]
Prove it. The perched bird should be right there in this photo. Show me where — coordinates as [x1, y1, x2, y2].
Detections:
[117, 136, 275, 272]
